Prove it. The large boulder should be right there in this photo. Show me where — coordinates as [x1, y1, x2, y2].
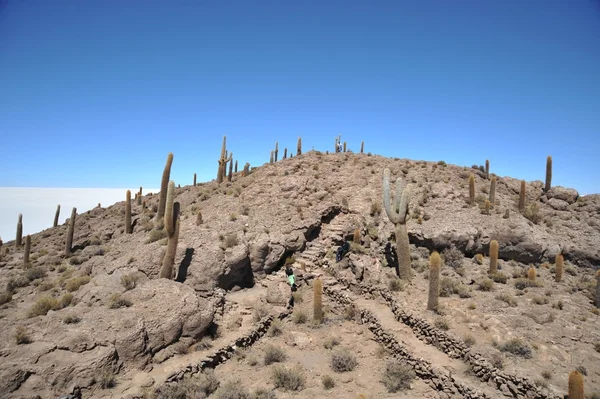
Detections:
[547, 186, 579, 204]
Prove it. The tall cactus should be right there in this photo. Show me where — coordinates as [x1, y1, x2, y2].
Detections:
[217, 136, 232, 184]
[489, 240, 498, 275]
[234, 160, 238, 173]
[53, 205, 61, 227]
[427, 251, 441, 311]
[125, 190, 132, 234]
[274, 142, 278, 162]
[297, 137, 302, 155]
[468, 175, 475, 206]
[568, 370, 584, 399]
[313, 278, 323, 323]
[545, 155, 552, 192]
[160, 181, 180, 279]
[555, 254, 563, 282]
[228, 154, 233, 182]
[383, 168, 412, 281]
[360, 141, 364, 153]
[23, 235, 31, 268]
[489, 176, 496, 206]
[157, 152, 174, 220]
[65, 207, 77, 256]
[16, 213, 23, 247]
[485, 159, 490, 179]
[283, 148, 287, 159]
[519, 180, 526, 212]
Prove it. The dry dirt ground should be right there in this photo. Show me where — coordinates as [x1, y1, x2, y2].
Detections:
[0, 148, 599, 399]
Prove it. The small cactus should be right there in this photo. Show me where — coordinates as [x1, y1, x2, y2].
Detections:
[489, 240, 498, 275]
[343, 142, 347, 152]
[483, 199, 490, 215]
[193, 173, 197, 187]
[196, 211, 203, 226]
[16, 214, 23, 247]
[228, 154, 233, 182]
[242, 162, 250, 177]
[527, 267, 536, 282]
[65, 207, 77, 257]
[360, 141, 364, 153]
[555, 254, 563, 282]
[283, 148, 287, 159]
[485, 159, 490, 179]
[274, 142, 279, 162]
[234, 160, 238, 173]
[53, 205, 61, 227]
[313, 278, 323, 323]
[353, 228, 361, 244]
[489, 176, 496, 206]
[157, 153, 174, 220]
[427, 251, 441, 311]
[125, 190, 132, 234]
[23, 235, 31, 268]
[270, 150, 274, 164]
[469, 175, 475, 206]
[545, 155, 552, 192]
[297, 137, 302, 155]
[568, 370, 584, 399]
[519, 180, 526, 212]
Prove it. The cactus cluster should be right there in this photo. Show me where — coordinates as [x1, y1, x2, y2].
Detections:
[160, 181, 180, 279]
[382, 168, 412, 281]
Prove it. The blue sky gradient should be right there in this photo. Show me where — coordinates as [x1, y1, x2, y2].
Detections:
[1, 1, 599, 194]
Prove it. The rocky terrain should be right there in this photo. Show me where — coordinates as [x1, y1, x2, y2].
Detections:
[0, 148, 599, 399]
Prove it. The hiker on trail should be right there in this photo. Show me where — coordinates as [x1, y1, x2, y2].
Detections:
[285, 265, 297, 309]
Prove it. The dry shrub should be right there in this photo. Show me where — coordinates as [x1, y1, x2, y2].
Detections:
[381, 362, 415, 393]
[264, 345, 287, 365]
[14, 326, 31, 344]
[120, 273, 139, 291]
[108, 293, 132, 309]
[331, 349, 358, 372]
[272, 365, 305, 391]
[65, 276, 90, 292]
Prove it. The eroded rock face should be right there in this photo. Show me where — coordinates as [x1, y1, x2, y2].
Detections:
[547, 186, 579, 204]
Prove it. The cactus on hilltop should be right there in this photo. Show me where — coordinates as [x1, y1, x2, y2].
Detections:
[125, 190, 132, 234]
[23, 235, 31, 268]
[16, 214, 23, 247]
[157, 152, 174, 220]
[53, 205, 61, 227]
[297, 137, 302, 155]
[65, 207, 77, 256]
[545, 156, 552, 192]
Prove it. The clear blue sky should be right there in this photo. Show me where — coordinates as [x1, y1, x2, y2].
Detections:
[1, 1, 599, 194]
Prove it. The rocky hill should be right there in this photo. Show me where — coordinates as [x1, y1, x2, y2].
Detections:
[0, 149, 599, 399]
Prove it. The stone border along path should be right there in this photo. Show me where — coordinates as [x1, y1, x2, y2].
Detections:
[331, 273, 563, 399]
[130, 310, 291, 398]
[324, 285, 493, 399]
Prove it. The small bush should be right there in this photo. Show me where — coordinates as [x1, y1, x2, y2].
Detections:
[532, 296, 549, 305]
[478, 279, 494, 291]
[322, 375, 335, 389]
[120, 274, 138, 291]
[474, 254, 484, 265]
[252, 388, 276, 399]
[553, 300, 564, 310]
[439, 278, 459, 297]
[63, 314, 81, 324]
[253, 307, 269, 323]
[146, 229, 168, 243]
[0, 292, 12, 305]
[267, 319, 283, 337]
[491, 272, 508, 284]
[524, 203, 541, 224]
[442, 246, 463, 269]
[381, 362, 415, 393]
[370, 202, 382, 216]
[229, 213, 238, 221]
[463, 334, 476, 347]
[292, 309, 307, 324]
[323, 336, 340, 350]
[98, 370, 116, 389]
[214, 381, 250, 399]
[223, 233, 238, 248]
[7, 276, 30, 293]
[499, 338, 532, 358]
[58, 293, 74, 308]
[25, 267, 47, 281]
[14, 326, 31, 344]
[264, 345, 287, 365]
[65, 276, 90, 292]
[495, 293, 517, 307]
[490, 352, 504, 369]
[388, 278, 404, 292]
[331, 349, 358, 372]
[343, 305, 356, 321]
[69, 256, 85, 266]
[28, 296, 59, 317]
[434, 318, 450, 330]
[541, 370, 552, 380]
[514, 278, 542, 290]
[272, 365, 305, 391]
[108, 293, 132, 309]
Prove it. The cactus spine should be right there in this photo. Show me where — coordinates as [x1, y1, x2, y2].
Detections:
[297, 137, 302, 155]
[545, 155, 552, 192]
[217, 136, 232, 184]
[125, 190, 132, 234]
[489, 240, 498, 275]
[274, 142, 278, 162]
[555, 254, 563, 282]
[53, 205, 61, 227]
[568, 370, 584, 399]
[313, 278, 323, 323]
[16, 214, 23, 247]
[360, 141, 364, 153]
[228, 154, 233, 182]
[489, 176, 496, 206]
[383, 168, 412, 281]
[23, 235, 31, 267]
[160, 181, 180, 279]
[527, 267, 536, 282]
[469, 175, 475, 206]
[427, 251, 441, 311]
[157, 152, 174, 220]
[65, 207, 77, 256]
[519, 180, 526, 212]
[485, 159, 490, 179]
[193, 173, 197, 187]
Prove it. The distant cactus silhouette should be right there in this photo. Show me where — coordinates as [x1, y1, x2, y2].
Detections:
[228, 154, 233, 182]
[157, 152, 174, 220]
[16, 214, 23, 247]
[469, 175, 475, 206]
[242, 162, 250, 177]
[53, 205, 60, 227]
[193, 173, 196, 187]
[545, 155, 552, 192]
[485, 159, 490, 179]
[270, 150, 274, 164]
[427, 251, 441, 311]
[383, 168, 412, 281]
[137, 187, 142, 205]
[297, 137, 302, 155]
[65, 207, 77, 256]
[343, 142, 347, 152]
[125, 190, 132, 234]
[23, 235, 31, 268]
[283, 148, 287, 159]
[313, 278, 323, 323]
[234, 160, 238, 173]
[555, 254, 563, 282]
[489, 176, 496, 206]
[274, 142, 278, 162]
[519, 180, 526, 212]
[568, 370, 584, 399]
[360, 141, 364, 153]
[489, 240, 498, 275]
[217, 136, 232, 184]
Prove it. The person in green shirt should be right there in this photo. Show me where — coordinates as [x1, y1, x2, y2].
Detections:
[285, 265, 297, 308]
